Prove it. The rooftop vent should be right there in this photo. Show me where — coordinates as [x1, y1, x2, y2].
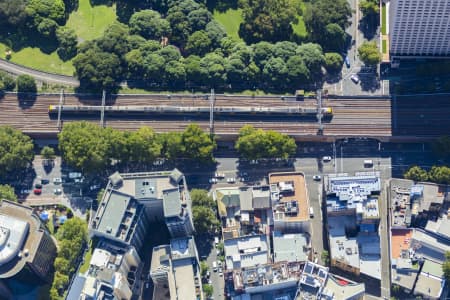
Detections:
[109, 172, 123, 188]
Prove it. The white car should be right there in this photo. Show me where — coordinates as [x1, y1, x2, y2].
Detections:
[209, 178, 218, 184]
[54, 188, 62, 194]
[313, 175, 321, 181]
[322, 156, 332, 162]
[53, 177, 62, 184]
[215, 172, 225, 178]
[350, 74, 360, 84]
[227, 177, 235, 183]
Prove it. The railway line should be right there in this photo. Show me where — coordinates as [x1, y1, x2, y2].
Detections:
[0, 92, 444, 140]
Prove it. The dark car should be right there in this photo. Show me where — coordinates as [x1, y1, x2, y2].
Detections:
[35, 183, 42, 189]
[345, 56, 350, 68]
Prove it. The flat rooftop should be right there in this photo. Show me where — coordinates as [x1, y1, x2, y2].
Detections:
[150, 245, 170, 275]
[391, 228, 413, 259]
[172, 264, 197, 300]
[269, 172, 309, 222]
[320, 274, 365, 300]
[273, 232, 309, 263]
[224, 234, 269, 271]
[414, 271, 445, 299]
[411, 229, 449, 263]
[95, 191, 133, 239]
[170, 237, 196, 260]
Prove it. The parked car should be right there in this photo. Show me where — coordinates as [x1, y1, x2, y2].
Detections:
[345, 56, 350, 68]
[215, 172, 225, 178]
[322, 156, 332, 162]
[54, 188, 62, 195]
[350, 74, 360, 84]
[227, 177, 235, 183]
[313, 175, 321, 181]
[214, 237, 219, 246]
[35, 183, 42, 189]
[33, 188, 42, 195]
[209, 178, 218, 184]
[89, 185, 100, 191]
[53, 177, 62, 184]
[41, 179, 49, 184]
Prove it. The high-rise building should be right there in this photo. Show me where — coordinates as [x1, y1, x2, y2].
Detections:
[389, 0, 450, 57]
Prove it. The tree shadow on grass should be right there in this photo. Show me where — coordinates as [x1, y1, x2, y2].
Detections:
[0, 27, 58, 55]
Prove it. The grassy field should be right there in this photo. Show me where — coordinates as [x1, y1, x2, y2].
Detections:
[66, 0, 117, 41]
[292, 1, 308, 39]
[213, 8, 244, 41]
[381, 4, 387, 35]
[0, 0, 116, 76]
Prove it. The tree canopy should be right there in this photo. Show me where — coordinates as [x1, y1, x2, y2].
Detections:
[0, 184, 17, 202]
[404, 166, 428, 182]
[0, 0, 27, 26]
[129, 9, 171, 40]
[191, 189, 219, 235]
[443, 252, 450, 283]
[0, 126, 34, 180]
[238, 0, 297, 43]
[358, 41, 381, 66]
[16, 74, 37, 94]
[235, 125, 297, 160]
[359, 0, 379, 16]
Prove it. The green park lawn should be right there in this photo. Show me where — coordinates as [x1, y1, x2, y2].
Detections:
[66, 0, 117, 41]
[0, 0, 116, 76]
[213, 8, 244, 41]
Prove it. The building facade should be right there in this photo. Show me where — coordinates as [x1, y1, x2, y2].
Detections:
[389, 0, 450, 57]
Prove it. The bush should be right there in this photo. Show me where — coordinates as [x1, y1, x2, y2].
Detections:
[16, 75, 37, 94]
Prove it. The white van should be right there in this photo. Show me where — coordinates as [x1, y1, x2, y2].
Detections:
[309, 207, 314, 217]
[363, 160, 373, 167]
[212, 261, 218, 271]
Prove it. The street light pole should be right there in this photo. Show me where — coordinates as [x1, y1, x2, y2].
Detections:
[340, 145, 343, 173]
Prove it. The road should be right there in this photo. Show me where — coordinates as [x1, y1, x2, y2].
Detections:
[0, 58, 79, 86]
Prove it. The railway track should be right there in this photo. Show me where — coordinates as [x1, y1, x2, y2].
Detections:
[2, 92, 446, 139]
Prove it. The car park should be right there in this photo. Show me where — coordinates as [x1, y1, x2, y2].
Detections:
[313, 175, 321, 181]
[350, 74, 360, 84]
[322, 156, 332, 162]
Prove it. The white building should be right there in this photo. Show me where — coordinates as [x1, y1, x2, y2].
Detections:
[388, 0, 450, 58]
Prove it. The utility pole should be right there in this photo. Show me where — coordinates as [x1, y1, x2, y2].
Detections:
[100, 90, 106, 128]
[317, 89, 323, 135]
[340, 145, 344, 173]
[57, 89, 64, 131]
[333, 140, 337, 173]
[209, 88, 215, 135]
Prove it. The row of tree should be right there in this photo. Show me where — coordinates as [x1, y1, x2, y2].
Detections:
[0, 72, 37, 93]
[58, 122, 216, 173]
[404, 165, 450, 184]
[74, 19, 339, 91]
[50, 217, 87, 299]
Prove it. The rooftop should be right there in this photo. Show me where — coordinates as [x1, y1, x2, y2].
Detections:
[320, 274, 365, 300]
[326, 173, 380, 218]
[391, 228, 413, 260]
[162, 188, 187, 218]
[298, 262, 329, 299]
[150, 245, 171, 275]
[411, 229, 449, 263]
[269, 172, 309, 222]
[170, 236, 197, 261]
[273, 232, 309, 263]
[0, 200, 45, 279]
[172, 263, 198, 300]
[425, 217, 450, 241]
[233, 261, 303, 292]
[224, 234, 269, 271]
[414, 271, 445, 299]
